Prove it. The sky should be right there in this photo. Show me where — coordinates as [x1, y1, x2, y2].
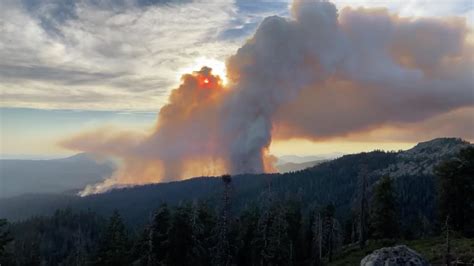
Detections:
[1, 0, 473, 159]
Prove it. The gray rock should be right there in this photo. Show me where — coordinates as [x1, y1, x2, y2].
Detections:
[360, 245, 429, 266]
[373, 138, 472, 178]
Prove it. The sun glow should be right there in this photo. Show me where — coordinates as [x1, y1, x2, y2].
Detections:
[178, 57, 228, 85]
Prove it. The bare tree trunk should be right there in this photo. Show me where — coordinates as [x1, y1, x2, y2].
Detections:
[358, 164, 368, 249]
[319, 213, 322, 264]
[445, 215, 451, 266]
[216, 175, 232, 266]
[328, 219, 334, 262]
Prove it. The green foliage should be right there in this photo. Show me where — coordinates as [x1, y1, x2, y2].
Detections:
[435, 147, 474, 235]
[93, 210, 130, 266]
[151, 203, 171, 264]
[320, 204, 343, 262]
[370, 175, 399, 239]
[166, 204, 196, 266]
[130, 202, 217, 266]
[192, 202, 217, 266]
[3, 195, 469, 266]
[213, 175, 233, 266]
[235, 205, 261, 265]
[2, 143, 472, 265]
[8, 209, 103, 265]
[0, 219, 12, 256]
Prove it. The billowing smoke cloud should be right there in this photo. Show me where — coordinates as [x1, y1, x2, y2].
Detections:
[273, 4, 473, 140]
[63, 67, 230, 194]
[62, 0, 474, 195]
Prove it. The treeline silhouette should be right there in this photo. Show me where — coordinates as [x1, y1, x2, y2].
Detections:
[0, 147, 472, 265]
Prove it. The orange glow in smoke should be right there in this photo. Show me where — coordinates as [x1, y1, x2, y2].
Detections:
[197, 73, 221, 89]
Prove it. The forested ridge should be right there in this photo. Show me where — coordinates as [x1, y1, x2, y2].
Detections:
[0, 138, 473, 265]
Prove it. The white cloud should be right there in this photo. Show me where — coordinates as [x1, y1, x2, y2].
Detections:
[0, 0, 471, 111]
[0, 0, 240, 110]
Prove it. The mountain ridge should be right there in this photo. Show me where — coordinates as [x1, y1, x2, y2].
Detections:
[0, 137, 470, 228]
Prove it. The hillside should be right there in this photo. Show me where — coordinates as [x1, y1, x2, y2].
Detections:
[275, 159, 327, 173]
[0, 153, 115, 198]
[0, 138, 470, 230]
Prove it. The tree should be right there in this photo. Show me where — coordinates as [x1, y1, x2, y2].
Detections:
[311, 212, 322, 266]
[150, 204, 171, 264]
[321, 204, 342, 262]
[0, 219, 12, 261]
[130, 227, 151, 266]
[266, 205, 291, 265]
[167, 204, 195, 266]
[213, 175, 233, 266]
[435, 147, 474, 236]
[370, 175, 399, 239]
[285, 199, 303, 264]
[94, 211, 130, 266]
[357, 165, 369, 248]
[191, 201, 216, 266]
[235, 205, 260, 265]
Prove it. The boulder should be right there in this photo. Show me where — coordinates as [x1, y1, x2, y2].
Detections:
[360, 245, 429, 266]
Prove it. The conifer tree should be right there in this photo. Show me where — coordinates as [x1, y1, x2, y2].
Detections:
[167, 204, 195, 266]
[321, 204, 342, 262]
[357, 165, 369, 248]
[435, 147, 474, 235]
[370, 175, 399, 239]
[285, 199, 303, 264]
[267, 205, 291, 265]
[255, 181, 276, 265]
[191, 201, 216, 266]
[130, 226, 151, 266]
[213, 175, 233, 266]
[150, 204, 171, 264]
[94, 210, 130, 266]
[0, 219, 12, 257]
[235, 205, 260, 265]
[311, 212, 322, 266]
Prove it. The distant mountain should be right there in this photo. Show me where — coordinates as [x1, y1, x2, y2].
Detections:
[0, 138, 470, 230]
[277, 153, 343, 164]
[0, 153, 115, 198]
[275, 159, 327, 173]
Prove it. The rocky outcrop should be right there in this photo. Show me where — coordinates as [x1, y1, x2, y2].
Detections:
[375, 138, 472, 178]
[360, 245, 429, 266]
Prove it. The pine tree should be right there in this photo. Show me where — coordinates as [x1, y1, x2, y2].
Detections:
[94, 210, 130, 266]
[311, 212, 322, 266]
[321, 204, 342, 262]
[265, 205, 291, 265]
[285, 199, 302, 264]
[167, 204, 195, 266]
[370, 175, 399, 239]
[191, 201, 216, 266]
[0, 219, 12, 257]
[150, 204, 171, 265]
[435, 147, 474, 236]
[130, 226, 151, 266]
[255, 181, 276, 265]
[235, 205, 260, 265]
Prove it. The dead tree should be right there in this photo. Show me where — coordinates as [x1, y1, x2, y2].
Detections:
[358, 164, 369, 249]
[214, 175, 232, 266]
[445, 215, 452, 266]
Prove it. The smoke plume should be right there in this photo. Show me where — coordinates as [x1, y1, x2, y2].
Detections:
[62, 0, 474, 195]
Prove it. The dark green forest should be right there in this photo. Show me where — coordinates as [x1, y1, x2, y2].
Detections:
[0, 142, 473, 265]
